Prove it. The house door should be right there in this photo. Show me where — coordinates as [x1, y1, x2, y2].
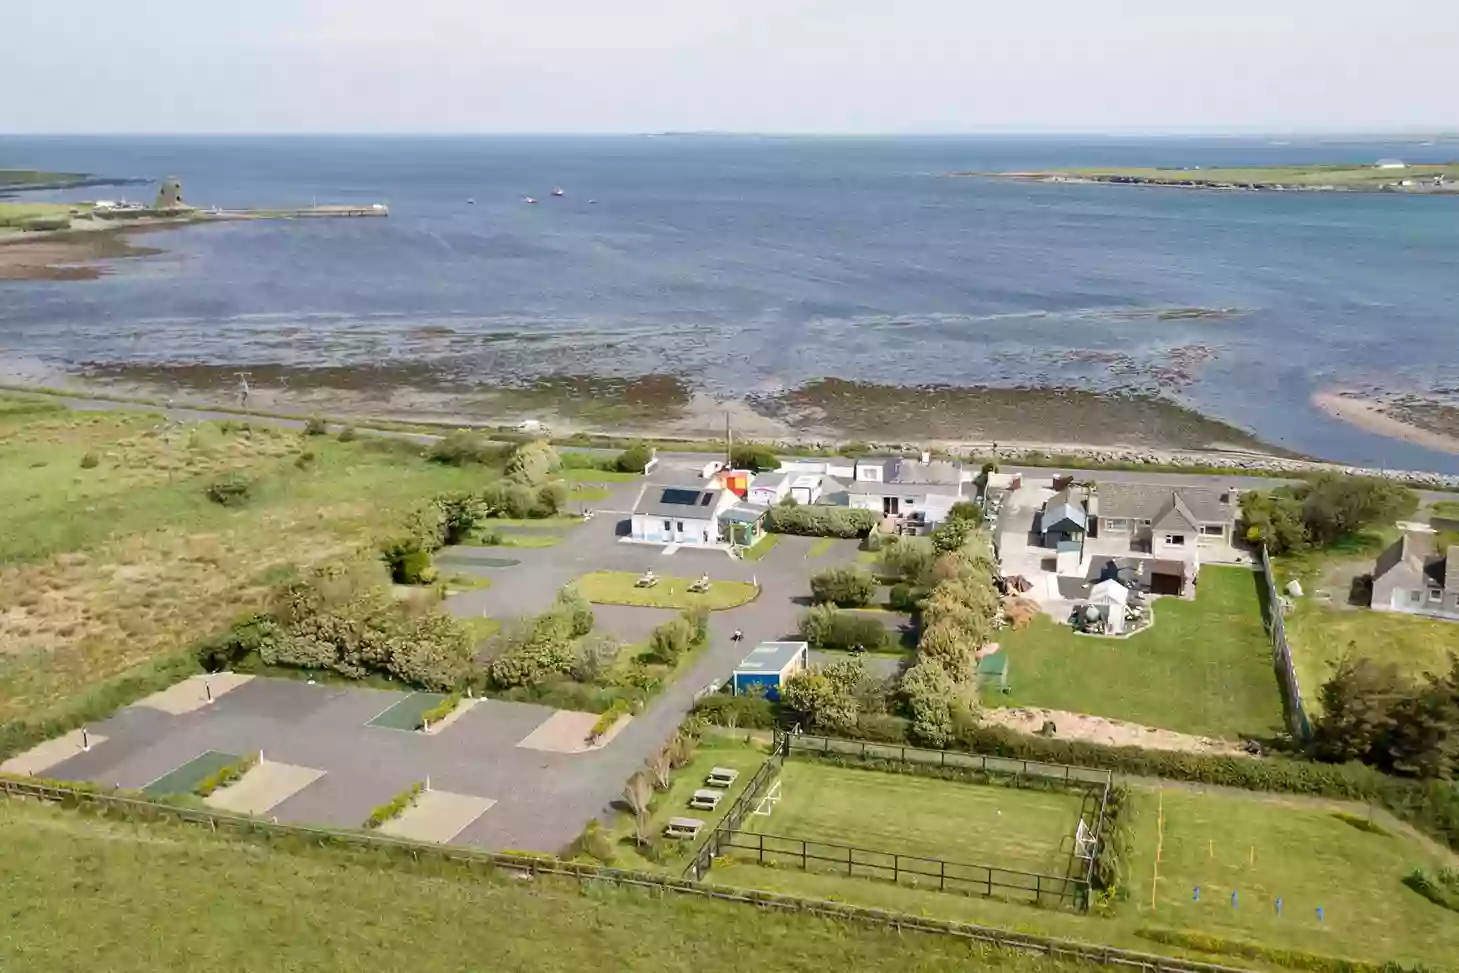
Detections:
[882, 497, 899, 516]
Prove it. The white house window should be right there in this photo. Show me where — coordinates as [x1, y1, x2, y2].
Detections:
[1200, 525, 1224, 537]
[1139, 519, 1152, 526]
[1411, 590, 1424, 605]
[676, 521, 685, 533]
[1105, 518, 1130, 531]
[1428, 588, 1443, 603]
[662, 520, 671, 532]
[1164, 534, 1186, 546]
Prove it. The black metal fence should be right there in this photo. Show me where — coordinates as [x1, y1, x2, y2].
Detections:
[1259, 545, 1312, 741]
[684, 732, 787, 880]
[717, 830, 1087, 908]
[0, 775, 1258, 973]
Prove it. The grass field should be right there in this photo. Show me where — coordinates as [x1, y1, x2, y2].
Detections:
[741, 532, 781, 561]
[988, 567, 1280, 738]
[559, 467, 640, 484]
[0, 800, 1093, 973]
[740, 761, 1081, 882]
[1285, 603, 1459, 713]
[0, 399, 491, 723]
[366, 692, 448, 730]
[715, 779, 1459, 970]
[576, 571, 759, 610]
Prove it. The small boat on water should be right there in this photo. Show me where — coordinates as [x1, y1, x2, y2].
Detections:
[524, 196, 537, 204]
[466, 198, 475, 204]
[551, 187, 564, 197]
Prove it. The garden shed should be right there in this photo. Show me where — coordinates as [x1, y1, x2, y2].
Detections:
[731, 641, 808, 700]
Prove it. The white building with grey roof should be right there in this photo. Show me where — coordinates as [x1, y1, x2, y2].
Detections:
[1087, 482, 1238, 559]
[629, 484, 737, 546]
[844, 453, 973, 531]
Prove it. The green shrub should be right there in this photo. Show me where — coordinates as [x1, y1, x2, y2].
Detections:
[197, 615, 279, 671]
[765, 505, 877, 538]
[294, 450, 316, 470]
[337, 425, 358, 443]
[556, 585, 595, 638]
[417, 693, 463, 729]
[428, 430, 496, 465]
[79, 451, 99, 469]
[505, 440, 559, 485]
[205, 473, 251, 507]
[649, 617, 694, 664]
[365, 781, 425, 828]
[682, 604, 710, 646]
[1403, 868, 1459, 913]
[615, 441, 654, 473]
[571, 819, 617, 864]
[855, 712, 911, 743]
[946, 501, 983, 523]
[1092, 784, 1132, 896]
[535, 481, 569, 516]
[395, 550, 437, 585]
[730, 443, 779, 472]
[931, 516, 975, 554]
[797, 605, 890, 652]
[502, 484, 537, 519]
[589, 699, 633, 741]
[888, 583, 917, 611]
[1133, 928, 1412, 973]
[693, 693, 776, 729]
[195, 751, 260, 797]
[303, 415, 329, 436]
[809, 566, 875, 607]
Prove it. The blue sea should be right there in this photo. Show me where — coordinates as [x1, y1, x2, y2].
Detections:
[2, 134, 1457, 471]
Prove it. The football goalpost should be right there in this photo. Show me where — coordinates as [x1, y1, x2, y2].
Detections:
[752, 779, 783, 817]
[1074, 817, 1097, 860]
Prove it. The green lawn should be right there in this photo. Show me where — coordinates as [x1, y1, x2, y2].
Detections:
[576, 571, 759, 611]
[1431, 499, 1459, 518]
[559, 467, 640, 483]
[717, 782, 1459, 971]
[601, 740, 772, 871]
[366, 692, 447, 730]
[742, 532, 781, 561]
[807, 537, 837, 558]
[492, 532, 562, 549]
[0, 800, 1090, 973]
[568, 485, 611, 502]
[1285, 604, 1459, 712]
[741, 760, 1079, 881]
[989, 566, 1280, 738]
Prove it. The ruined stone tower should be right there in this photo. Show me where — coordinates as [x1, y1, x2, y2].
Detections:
[154, 176, 185, 210]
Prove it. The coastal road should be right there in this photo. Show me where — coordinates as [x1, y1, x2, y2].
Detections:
[19, 389, 1459, 503]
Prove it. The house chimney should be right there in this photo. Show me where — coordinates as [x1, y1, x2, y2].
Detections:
[920, 450, 931, 465]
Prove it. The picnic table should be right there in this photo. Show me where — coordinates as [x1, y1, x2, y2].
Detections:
[634, 572, 659, 588]
[706, 767, 739, 788]
[689, 789, 724, 810]
[665, 817, 705, 839]
[687, 575, 711, 593]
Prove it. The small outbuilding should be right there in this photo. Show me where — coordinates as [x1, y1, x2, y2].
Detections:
[731, 641, 809, 699]
[1088, 579, 1130, 634]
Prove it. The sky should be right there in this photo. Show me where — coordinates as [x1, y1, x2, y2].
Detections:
[6, 0, 1457, 135]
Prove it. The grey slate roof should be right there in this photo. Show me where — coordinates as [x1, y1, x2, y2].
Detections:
[1043, 489, 1087, 532]
[1153, 494, 1200, 533]
[848, 457, 965, 493]
[1096, 483, 1233, 524]
[1373, 532, 1451, 591]
[633, 485, 724, 519]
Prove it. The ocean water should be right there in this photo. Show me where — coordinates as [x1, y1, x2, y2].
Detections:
[2, 134, 1457, 471]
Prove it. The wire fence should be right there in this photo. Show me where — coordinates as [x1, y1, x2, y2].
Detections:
[1259, 545, 1312, 741]
[0, 776, 1258, 973]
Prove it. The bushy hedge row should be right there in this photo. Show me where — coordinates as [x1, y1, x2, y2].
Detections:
[418, 693, 463, 729]
[693, 693, 777, 729]
[1402, 867, 1459, 914]
[195, 752, 260, 797]
[797, 606, 891, 652]
[765, 505, 878, 538]
[1134, 928, 1427, 973]
[364, 781, 425, 829]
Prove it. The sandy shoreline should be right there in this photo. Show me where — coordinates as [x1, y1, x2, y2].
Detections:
[0, 228, 163, 281]
[1313, 390, 1459, 457]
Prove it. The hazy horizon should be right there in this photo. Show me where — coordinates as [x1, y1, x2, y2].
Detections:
[5, 0, 1457, 136]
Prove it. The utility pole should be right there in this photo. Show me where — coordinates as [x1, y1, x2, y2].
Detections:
[725, 411, 732, 469]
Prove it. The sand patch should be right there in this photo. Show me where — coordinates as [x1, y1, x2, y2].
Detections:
[133, 673, 255, 715]
[378, 790, 495, 843]
[982, 706, 1248, 756]
[421, 697, 480, 735]
[1314, 389, 1459, 457]
[515, 710, 632, 753]
[0, 729, 108, 776]
[204, 761, 325, 815]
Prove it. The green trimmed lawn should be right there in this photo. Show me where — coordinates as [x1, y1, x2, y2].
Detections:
[742, 533, 781, 561]
[560, 467, 640, 483]
[493, 532, 562, 549]
[142, 750, 241, 797]
[568, 485, 611, 501]
[486, 516, 584, 529]
[1285, 605, 1459, 714]
[742, 760, 1079, 880]
[989, 566, 1280, 738]
[715, 782, 1459, 971]
[1431, 499, 1459, 518]
[366, 692, 446, 730]
[0, 799, 1093, 973]
[576, 571, 759, 610]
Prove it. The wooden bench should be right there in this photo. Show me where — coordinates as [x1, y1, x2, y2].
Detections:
[664, 817, 705, 840]
[706, 767, 739, 788]
[688, 789, 723, 811]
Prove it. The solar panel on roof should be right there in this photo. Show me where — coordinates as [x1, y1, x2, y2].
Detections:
[660, 488, 702, 506]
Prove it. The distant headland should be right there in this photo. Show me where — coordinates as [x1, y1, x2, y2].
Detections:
[959, 161, 1459, 194]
